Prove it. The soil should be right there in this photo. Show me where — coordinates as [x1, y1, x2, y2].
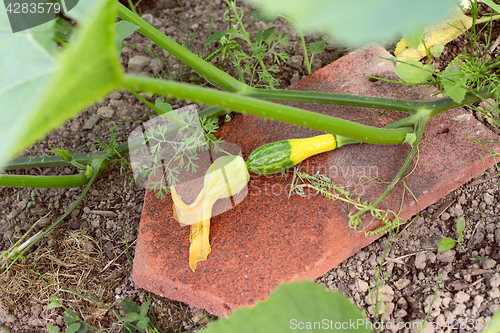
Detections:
[1, 1, 500, 332]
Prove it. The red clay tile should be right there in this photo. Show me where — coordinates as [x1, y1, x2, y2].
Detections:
[133, 44, 500, 317]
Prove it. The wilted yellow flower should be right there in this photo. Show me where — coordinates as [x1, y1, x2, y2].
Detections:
[171, 154, 249, 271]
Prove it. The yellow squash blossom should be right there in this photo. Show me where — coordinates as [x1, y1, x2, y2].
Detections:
[171, 155, 249, 271]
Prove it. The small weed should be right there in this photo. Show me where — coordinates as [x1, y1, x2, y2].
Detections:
[92, 123, 132, 176]
[26, 190, 36, 208]
[438, 216, 466, 252]
[420, 274, 441, 332]
[290, 168, 418, 237]
[135, 111, 225, 199]
[121, 295, 160, 333]
[367, 233, 392, 330]
[46, 297, 93, 333]
[204, 0, 289, 88]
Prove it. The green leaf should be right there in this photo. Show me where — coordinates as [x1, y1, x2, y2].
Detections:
[54, 18, 75, 44]
[256, 27, 275, 44]
[404, 132, 416, 146]
[123, 322, 136, 333]
[252, 8, 279, 24]
[139, 300, 150, 317]
[47, 323, 60, 333]
[481, 0, 500, 13]
[65, 323, 81, 333]
[48, 298, 63, 310]
[441, 65, 467, 103]
[402, 26, 425, 50]
[438, 238, 456, 252]
[0, 17, 56, 169]
[50, 147, 74, 162]
[85, 165, 93, 179]
[456, 216, 466, 236]
[155, 97, 173, 115]
[430, 44, 444, 57]
[64, 309, 80, 326]
[394, 60, 433, 83]
[0, 0, 123, 171]
[309, 39, 325, 55]
[137, 316, 150, 330]
[115, 20, 140, 53]
[121, 297, 140, 314]
[200, 280, 369, 333]
[247, 0, 456, 46]
[125, 312, 142, 322]
[205, 29, 239, 45]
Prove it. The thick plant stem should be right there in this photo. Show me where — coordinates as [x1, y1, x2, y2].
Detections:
[247, 89, 423, 113]
[0, 174, 89, 188]
[1, 107, 230, 184]
[246, 85, 497, 114]
[427, 86, 497, 116]
[116, 2, 247, 93]
[123, 75, 414, 145]
[1, 162, 101, 274]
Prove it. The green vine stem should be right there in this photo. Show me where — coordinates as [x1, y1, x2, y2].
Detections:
[123, 74, 414, 144]
[0, 107, 231, 188]
[349, 113, 428, 234]
[0, 160, 102, 274]
[0, 174, 89, 188]
[246, 85, 497, 114]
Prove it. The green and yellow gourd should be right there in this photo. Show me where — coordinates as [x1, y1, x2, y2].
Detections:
[246, 134, 345, 175]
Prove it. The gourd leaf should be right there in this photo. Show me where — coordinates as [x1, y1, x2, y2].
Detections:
[200, 280, 370, 333]
[0, 0, 123, 171]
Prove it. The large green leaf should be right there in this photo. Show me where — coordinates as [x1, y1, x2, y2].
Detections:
[0, 0, 123, 169]
[201, 280, 370, 333]
[245, 0, 457, 46]
[0, 12, 57, 169]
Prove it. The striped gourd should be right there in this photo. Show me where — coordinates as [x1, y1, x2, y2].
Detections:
[246, 134, 337, 175]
